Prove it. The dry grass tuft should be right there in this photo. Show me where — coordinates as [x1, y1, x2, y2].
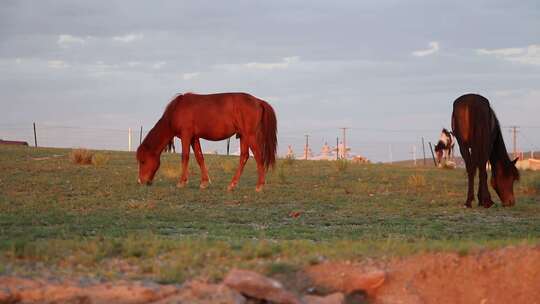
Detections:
[408, 173, 426, 188]
[161, 164, 180, 179]
[70, 148, 94, 165]
[92, 153, 110, 167]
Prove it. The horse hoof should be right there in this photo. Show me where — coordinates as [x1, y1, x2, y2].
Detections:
[177, 182, 187, 188]
[255, 186, 263, 192]
[227, 184, 236, 192]
[463, 203, 472, 208]
[483, 201, 494, 208]
[200, 182, 209, 189]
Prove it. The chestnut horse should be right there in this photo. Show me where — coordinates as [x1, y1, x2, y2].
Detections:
[137, 92, 277, 191]
[451, 94, 519, 208]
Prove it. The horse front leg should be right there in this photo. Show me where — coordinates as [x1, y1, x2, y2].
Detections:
[177, 136, 191, 188]
[191, 138, 211, 189]
[228, 138, 249, 191]
[477, 160, 494, 208]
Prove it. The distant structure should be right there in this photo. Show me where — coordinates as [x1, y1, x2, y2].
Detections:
[0, 139, 29, 146]
[286, 145, 295, 158]
[337, 141, 351, 159]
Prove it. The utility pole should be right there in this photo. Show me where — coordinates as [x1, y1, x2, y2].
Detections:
[336, 137, 339, 160]
[509, 126, 519, 159]
[339, 127, 349, 159]
[412, 145, 417, 166]
[304, 134, 310, 160]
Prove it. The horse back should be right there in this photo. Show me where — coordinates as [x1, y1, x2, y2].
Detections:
[170, 93, 264, 140]
[452, 94, 496, 147]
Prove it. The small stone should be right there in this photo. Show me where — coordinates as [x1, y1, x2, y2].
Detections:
[224, 269, 301, 304]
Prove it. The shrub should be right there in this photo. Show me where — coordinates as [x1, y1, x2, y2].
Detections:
[91, 153, 110, 167]
[70, 148, 93, 165]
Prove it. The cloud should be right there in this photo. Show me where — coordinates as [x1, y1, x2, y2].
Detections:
[57, 34, 87, 47]
[244, 56, 299, 70]
[112, 33, 144, 43]
[412, 41, 440, 57]
[152, 61, 166, 69]
[215, 56, 300, 71]
[476, 44, 540, 66]
[47, 60, 69, 69]
[182, 72, 199, 80]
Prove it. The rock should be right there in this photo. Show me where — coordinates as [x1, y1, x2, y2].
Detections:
[305, 263, 386, 295]
[303, 292, 345, 304]
[224, 269, 302, 304]
[153, 281, 245, 304]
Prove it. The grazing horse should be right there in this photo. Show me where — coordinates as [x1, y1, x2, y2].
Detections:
[136, 92, 277, 192]
[434, 128, 454, 165]
[451, 94, 519, 208]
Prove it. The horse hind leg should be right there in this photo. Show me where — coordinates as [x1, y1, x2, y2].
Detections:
[227, 139, 249, 191]
[459, 145, 475, 208]
[248, 139, 266, 192]
[177, 137, 191, 188]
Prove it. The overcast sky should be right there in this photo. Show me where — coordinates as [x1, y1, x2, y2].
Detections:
[1, 0, 539, 161]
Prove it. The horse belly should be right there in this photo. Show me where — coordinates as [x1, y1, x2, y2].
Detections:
[195, 121, 236, 141]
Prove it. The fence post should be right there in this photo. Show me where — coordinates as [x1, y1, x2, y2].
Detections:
[226, 138, 230, 155]
[429, 142, 437, 166]
[33, 122, 37, 147]
[128, 128, 132, 151]
[422, 137, 426, 166]
[139, 126, 143, 145]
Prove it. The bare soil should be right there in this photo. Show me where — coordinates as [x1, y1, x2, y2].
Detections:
[1, 246, 539, 303]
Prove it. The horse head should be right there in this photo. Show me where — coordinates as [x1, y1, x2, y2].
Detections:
[136, 144, 160, 185]
[491, 158, 520, 206]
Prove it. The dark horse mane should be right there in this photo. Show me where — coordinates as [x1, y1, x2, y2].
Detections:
[489, 109, 520, 180]
[137, 95, 180, 159]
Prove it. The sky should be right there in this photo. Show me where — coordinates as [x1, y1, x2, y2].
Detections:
[1, 0, 539, 161]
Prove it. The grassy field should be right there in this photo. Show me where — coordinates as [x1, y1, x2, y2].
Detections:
[0, 145, 539, 283]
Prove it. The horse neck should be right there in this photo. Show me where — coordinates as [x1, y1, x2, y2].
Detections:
[142, 117, 174, 154]
[490, 127, 511, 175]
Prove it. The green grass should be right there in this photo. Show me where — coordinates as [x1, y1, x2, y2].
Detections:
[0, 145, 539, 282]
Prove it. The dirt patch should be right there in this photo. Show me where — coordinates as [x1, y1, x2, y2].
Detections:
[303, 245, 540, 303]
[1, 246, 539, 303]
[379, 245, 540, 303]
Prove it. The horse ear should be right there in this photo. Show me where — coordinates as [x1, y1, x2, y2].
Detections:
[512, 157, 519, 165]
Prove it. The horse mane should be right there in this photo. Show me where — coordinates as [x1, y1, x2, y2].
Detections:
[137, 95, 179, 157]
[490, 111, 520, 180]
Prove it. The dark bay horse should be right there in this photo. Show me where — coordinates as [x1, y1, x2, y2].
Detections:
[451, 94, 519, 208]
[137, 92, 277, 191]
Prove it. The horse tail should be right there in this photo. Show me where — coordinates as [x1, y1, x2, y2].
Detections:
[257, 99, 277, 170]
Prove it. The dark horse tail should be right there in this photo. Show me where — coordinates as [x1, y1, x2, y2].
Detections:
[257, 99, 277, 171]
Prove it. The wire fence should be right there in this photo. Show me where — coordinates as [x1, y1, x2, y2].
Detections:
[1, 122, 539, 163]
